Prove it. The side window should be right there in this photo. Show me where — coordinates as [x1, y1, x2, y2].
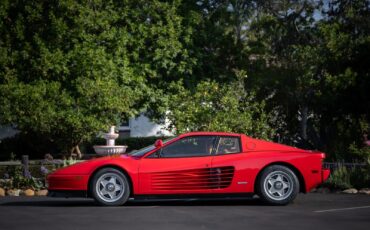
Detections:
[160, 136, 216, 158]
[216, 137, 241, 155]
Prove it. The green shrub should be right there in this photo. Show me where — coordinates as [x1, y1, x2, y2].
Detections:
[82, 136, 170, 154]
[324, 164, 352, 190]
[0, 135, 170, 160]
[63, 157, 78, 167]
[4, 165, 44, 190]
[347, 144, 370, 162]
[12, 176, 43, 190]
[118, 136, 172, 152]
[323, 159, 370, 190]
[350, 158, 370, 189]
[0, 132, 60, 161]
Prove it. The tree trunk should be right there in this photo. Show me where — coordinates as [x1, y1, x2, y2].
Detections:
[75, 145, 82, 159]
[70, 145, 83, 159]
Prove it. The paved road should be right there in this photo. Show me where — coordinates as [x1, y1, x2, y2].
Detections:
[0, 193, 369, 230]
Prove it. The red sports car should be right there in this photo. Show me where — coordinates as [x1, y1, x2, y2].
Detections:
[47, 132, 330, 206]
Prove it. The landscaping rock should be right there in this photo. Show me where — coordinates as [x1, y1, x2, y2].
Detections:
[0, 187, 5, 197]
[7, 189, 21, 196]
[359, 188, 370, 195]
[342, 188, 358, 194]
[24, 189, 35, 196]
[35, 189, 48, 196]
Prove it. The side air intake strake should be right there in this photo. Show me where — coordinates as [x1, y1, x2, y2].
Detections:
[151, 166, 234, 190]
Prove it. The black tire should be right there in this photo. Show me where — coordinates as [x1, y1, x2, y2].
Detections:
[91, 168, 130, 206]
[256, 165, 299, 205]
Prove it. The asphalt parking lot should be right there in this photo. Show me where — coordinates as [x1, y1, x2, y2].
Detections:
[0, 193, 369, 230]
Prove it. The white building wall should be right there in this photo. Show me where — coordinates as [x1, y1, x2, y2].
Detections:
[0, 126, 19, 140]
[122, 114, 173, 137]
[0, 116, 172, 139]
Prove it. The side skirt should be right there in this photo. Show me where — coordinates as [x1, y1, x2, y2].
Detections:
[48, 190, 87, 198]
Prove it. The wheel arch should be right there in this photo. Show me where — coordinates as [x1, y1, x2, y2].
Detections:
[87, 164, 134, 197]
[254, 162, 306, 193]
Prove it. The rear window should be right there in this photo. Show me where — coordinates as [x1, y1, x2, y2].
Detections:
[216, 137, 241, 154]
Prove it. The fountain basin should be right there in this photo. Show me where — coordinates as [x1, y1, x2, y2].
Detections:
[104, 133, 119, 140]
[93, 145, 128, 155]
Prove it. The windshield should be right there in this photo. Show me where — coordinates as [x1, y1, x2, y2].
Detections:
[128, 136, 177, 157]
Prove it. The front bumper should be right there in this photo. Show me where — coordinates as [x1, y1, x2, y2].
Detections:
[48, 190, 87, 198]
[47, 174, 89, 191]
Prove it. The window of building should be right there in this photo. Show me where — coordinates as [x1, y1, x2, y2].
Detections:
[120, 120, 130, 127]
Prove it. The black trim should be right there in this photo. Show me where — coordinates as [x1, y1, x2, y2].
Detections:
[211, 136, 220, 155]
[146, 149, 161, 158]
[47, 190, 87, 198]
[47, 190, 254, 200]
[132, 193, 254, 200]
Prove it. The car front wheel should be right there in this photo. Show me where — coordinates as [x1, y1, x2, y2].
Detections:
[257, 165, 299, 205]
[91, 168, 130, 206]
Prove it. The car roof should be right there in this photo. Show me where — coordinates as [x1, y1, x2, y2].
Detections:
[179, 131, 242, 137]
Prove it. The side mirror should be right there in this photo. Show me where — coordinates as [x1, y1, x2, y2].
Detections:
[154, 139, 163, 148]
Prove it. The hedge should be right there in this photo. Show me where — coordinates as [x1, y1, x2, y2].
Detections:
[0, 133, 170, 160]
[81, 136, 170, 154]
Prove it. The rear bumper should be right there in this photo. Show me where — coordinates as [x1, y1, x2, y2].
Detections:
[322, 168, 330, 183]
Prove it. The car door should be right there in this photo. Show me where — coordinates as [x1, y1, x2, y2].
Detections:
[210, 136, 251, 193]
[138, 136, 217, 195]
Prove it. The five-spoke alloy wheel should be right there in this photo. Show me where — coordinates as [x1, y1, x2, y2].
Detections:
[257, 165, 299, 205]
[91, 168, 130, 206]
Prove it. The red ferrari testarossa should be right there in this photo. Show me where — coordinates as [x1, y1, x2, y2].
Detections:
[47, 132, 330, 206]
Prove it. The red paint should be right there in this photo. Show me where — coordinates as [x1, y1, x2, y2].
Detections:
[48, 132, 330, 195]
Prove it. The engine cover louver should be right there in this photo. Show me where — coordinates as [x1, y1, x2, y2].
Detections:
[151, 166, 234, 190]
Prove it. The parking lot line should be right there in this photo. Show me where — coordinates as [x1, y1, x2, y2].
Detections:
[314, 205, 370, 213]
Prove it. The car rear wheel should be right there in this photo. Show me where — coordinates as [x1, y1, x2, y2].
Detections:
[91, 168, 130, 206]
[257, 165, 299, 205]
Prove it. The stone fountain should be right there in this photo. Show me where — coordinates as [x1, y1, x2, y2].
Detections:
[93, 126, 128, 155]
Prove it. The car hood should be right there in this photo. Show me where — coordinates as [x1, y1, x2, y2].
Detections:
[51, 155, 134, 175]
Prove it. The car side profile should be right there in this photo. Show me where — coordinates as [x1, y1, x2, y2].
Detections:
[47, 132, 330, 206]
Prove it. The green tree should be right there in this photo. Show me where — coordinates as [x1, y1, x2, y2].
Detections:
[1, 0, 368, 162]
[0, 0, 194, 157]
[312, 0, 370, 159]
[245, 0, 370, 159]
[245, 0, 320, 142]
[165, 75, 273, 139]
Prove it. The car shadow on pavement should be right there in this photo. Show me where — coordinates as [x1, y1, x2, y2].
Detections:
[0, 197, 270, 207]
[0, 198, 97, 207]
